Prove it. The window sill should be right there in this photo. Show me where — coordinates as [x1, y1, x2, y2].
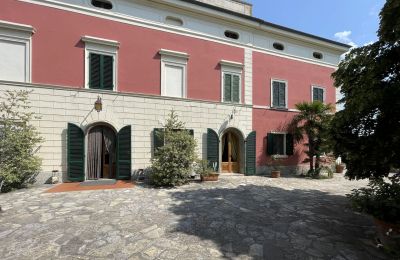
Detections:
[270, 107, 288, 111]
[273, 155, 289, 159]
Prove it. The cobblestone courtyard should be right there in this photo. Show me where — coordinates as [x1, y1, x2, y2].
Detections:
[0, 175, 390, 259]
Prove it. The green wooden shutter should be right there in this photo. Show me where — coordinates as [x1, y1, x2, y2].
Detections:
[267, 133, 275, 155]
[272, 81, 279, 107]
[89, 53, 101, 89]
[232, 75, 240, 103]
[67, 123, 85, 182]
[224, 74, 232, 102]
[116, 125, 131, 180]
[286, 134, 294, 155]
[278, 82, 286, 107]
[207, 128, 219, 171]
[102, 55, 114, 90]
[153, 128, 165, 156]
[245, 131, 256, 176]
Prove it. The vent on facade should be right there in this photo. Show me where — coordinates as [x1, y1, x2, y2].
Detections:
[313, 52, 323, 60]
[165, 16, 183, 26]
[224, 30, 239, 40]
[91, 0, 113, 10]
[273, 42, 285, 51]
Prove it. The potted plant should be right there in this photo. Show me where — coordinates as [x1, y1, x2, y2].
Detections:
[347, 174, 400, 252]
[270, 155, 283, 178]
[196, 160, 219, 182]
[335, 156, 345, 173]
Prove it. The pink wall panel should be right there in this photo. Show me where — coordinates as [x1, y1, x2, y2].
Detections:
[253, 51, 336, 108]
[253, 109, 307, 167]
[0, 0, 244, 101]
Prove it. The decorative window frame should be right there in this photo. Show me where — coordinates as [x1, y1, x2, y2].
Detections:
[0, 20, 35, 83]
[159, 49, 189, 98]
[220, 60, 243, 103]
[270, 79, 288, 109]
[82, 35, 119, 91]
[311, 85, 326, 103]
[269, 131, 289, 158]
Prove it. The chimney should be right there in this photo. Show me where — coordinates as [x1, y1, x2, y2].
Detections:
[195, 0, 253, 16]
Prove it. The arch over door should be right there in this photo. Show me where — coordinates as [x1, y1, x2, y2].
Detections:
[116, 125, 131, 180]
[207, 128, 219, 171]
[67, 123, 85, 182]
[246, 131, 256, 176]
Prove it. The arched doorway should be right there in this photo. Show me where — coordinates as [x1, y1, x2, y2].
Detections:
[86, 124, 117, 179]
[221, 129, 243, 173]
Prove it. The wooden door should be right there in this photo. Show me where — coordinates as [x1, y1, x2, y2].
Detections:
[222, 132, 240, 173]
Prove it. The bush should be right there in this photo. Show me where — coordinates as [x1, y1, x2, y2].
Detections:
[151, 110, 197, 187]
[194, 159, 214, 177]
[0, 90, 43, 192]
[347, 174, 400, 224]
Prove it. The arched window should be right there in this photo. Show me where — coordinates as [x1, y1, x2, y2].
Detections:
[313, 52, 323, 60]
[91, 0, 113, 10]
[273, 42, 285, 51]
[224, 30, 239, 40]
[165, 16, 183, 26]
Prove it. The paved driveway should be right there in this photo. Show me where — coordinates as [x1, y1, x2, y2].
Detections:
[0, 175, 390, 259]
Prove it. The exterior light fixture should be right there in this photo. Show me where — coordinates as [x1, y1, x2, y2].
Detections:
[94, 96, 102, 112]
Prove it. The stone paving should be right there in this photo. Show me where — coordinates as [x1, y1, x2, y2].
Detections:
[0, 175, 391, 259]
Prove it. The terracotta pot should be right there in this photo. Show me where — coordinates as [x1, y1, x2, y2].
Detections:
[201, 173, 219, 182]
[374, 218, 400, 250]
[336, 164, 345, 173]
[271, 170, 280, 178]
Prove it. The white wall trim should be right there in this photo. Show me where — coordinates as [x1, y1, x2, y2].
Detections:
[81, 35, 120, 48]
[159, 49, 189, 59]
[83, 36, 118, 90]
[18, 0, 342, 69]
[270, 79, 288, 109]
[311, 85, 326, 103]
[220, 59, 244, 69]
[0, 20, 35, 34]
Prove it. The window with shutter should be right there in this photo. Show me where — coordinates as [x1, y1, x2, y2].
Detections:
[271, 80, 287, 108]
[312, 86, 324, 103]
[266, 132, 294, 156]
[223, 72, 240, 103]
[89, 53, 114, 90]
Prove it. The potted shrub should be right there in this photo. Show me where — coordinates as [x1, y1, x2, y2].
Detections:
[270, 155, 283, 178]
[335, 156, 345, 173]
[347, 174, 400, 252]
[196, 160, 219, 182]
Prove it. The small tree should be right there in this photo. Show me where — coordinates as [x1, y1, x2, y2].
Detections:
[0, 90, 43, 192]
[287, 101, 334, 175]
[151, 110, 197, 187]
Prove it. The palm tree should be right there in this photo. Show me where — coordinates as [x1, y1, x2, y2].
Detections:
[287, 101, 334, 173]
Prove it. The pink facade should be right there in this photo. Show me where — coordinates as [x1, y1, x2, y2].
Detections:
[0, 0, 346, 175]
[252, 51, 337, 167]
[0, 0, 244, 102]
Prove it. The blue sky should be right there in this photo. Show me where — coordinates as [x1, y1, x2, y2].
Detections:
[250, 0, 386, 47]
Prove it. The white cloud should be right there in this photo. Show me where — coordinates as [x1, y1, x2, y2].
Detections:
[334, 31, 357, 47]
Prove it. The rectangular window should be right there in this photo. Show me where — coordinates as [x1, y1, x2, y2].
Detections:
[272, 80, 287, 108]
[267, 133, 294, 156]
[89, 53, 114, 90]
[312, 86, 325, 103]
[165, 64, 184, 98]
[223, 73, 240, 103]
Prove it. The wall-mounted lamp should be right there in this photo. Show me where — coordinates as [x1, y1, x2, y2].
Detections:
[230, 107, 237, 120]
[94, 96, 102, 112]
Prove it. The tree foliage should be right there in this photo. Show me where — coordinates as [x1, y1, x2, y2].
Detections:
[0, 90, 43, 192]
[331, 0, 400, 180]
[287, 101, 334, 174]
[151, 110, 197, 187]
